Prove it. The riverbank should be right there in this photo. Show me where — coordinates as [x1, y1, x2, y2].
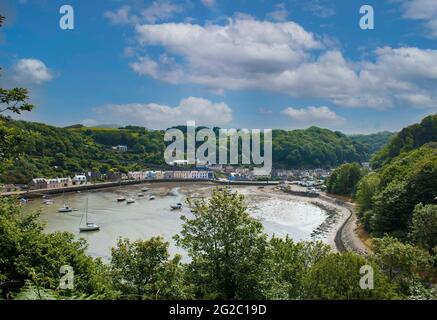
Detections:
[1, 179, 282, 198]
[319, 193, 371, 255]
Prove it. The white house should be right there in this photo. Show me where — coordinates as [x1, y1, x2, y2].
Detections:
[128, 171, 148, 180]
[72, 175, 87, 185]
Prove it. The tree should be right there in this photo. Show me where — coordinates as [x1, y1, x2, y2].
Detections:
[355, 173, 380, 215]
[326, 162, 364, 196]
[175, 188, 269, 299]
[265, 237, 330, 299]
[371, 180, 413, 238]
[110, 237, 189, 300]
[303, 252, 399, 299]
[409, 204, 437, 253]
[0, 15, 35, 171]
[0, 196, 112, 299]
[372, 236, 433, 296]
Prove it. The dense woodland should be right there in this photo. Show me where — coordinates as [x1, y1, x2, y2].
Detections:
[0, 119, 393, 184]
[327, 114, 436, 254]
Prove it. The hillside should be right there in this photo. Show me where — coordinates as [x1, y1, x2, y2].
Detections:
[356, 142, 436, 239]
[371, 114, 437, 168]
[350, 131, 395, 155]
[0, 119, 390, 184]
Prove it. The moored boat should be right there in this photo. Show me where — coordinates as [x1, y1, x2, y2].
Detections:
[79, 197, 100, 232]
[170, 202, 183, 210]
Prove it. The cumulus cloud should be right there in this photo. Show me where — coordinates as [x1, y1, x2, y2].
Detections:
[13, 58, 53, 84]
[104, 1, 183, 25]
[126, 16, 437, 109]
[398, 0, 437, 37]
[281, 106, 345, 126]
[94, 97, 232, 129]
[132, 16, 322, 85]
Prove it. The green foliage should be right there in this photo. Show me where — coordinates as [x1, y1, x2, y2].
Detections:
[272, 127, 368, 168]
[0, 88, 34, 115]
[0, 196, 114, 299]
[303, 252, 399, 300]
[350, 131, 395, 155]
[0, 118, 390, 184]
[409, 204, 437, 253]
[326, 162, 364, 196]
[357, 144, 437, 239]
[373, 236, 434, 296]
[175, 188, 269, 299]
[110, 237, 190, 300]
[371, 114, 437, 169]
[355, 173, 380, 222]
[265, 237, 331, 299]
[0, 120, 167, 184]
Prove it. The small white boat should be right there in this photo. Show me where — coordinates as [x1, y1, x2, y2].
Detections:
[58, 191, 73, 212]
[117, 196, 126, 202]
[80, 223, 100, 232]
[43, 199, 54, 205]
[127, 198, 135, 204]
[149, 195, 156, 200]
[79, 197, 100, 232]
[58, 205, 73, 213]
[137, 193, 145, 197]
[141, 187, 149, 192]
[170, 203, 183, 210]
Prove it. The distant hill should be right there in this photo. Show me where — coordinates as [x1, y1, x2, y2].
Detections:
[350, 131, 395, 156]
[0, 119, 396, 184]
[371, 114, 437, 168]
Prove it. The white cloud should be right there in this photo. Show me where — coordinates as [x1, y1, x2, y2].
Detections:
[132, 16, 322, 85]
[104, 1, 183, 25]
[281, 106, 345, 126]
[104, 5, 133, 25]
[94, 97, 232, 129]
[398, 0, 437, 37]
[267, 3, 289, 22]
[125, 16, 437, 110]
[201, 0, 215, 9]
[13, 58, 53, 84]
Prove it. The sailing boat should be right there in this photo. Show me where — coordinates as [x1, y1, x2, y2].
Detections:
[116, 179, 126, 202]
[58, 191, 73, 213]
[79, 196, 100, 232]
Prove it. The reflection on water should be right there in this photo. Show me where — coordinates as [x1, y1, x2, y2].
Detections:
[24, 183, 327, 260]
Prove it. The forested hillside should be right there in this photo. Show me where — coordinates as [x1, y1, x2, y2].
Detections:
[350, 131, 395, 155]
[1, 119, 391, 184]
[371, 114, 437, 168]
[356, 143, 437, 240]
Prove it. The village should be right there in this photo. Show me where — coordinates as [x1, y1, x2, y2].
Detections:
[0, 162, 332, 194]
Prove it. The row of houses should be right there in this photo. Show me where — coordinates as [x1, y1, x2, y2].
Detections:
[128, 170, 214, 181]
[29, 175, 87, 190]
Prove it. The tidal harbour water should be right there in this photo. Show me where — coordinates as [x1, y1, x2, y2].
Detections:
[24, 182, 328, 260]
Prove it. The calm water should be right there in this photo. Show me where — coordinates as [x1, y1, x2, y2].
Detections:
[24, 183, 327, 260]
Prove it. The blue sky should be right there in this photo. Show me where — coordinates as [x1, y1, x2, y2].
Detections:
[0, 0, 436, 133]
